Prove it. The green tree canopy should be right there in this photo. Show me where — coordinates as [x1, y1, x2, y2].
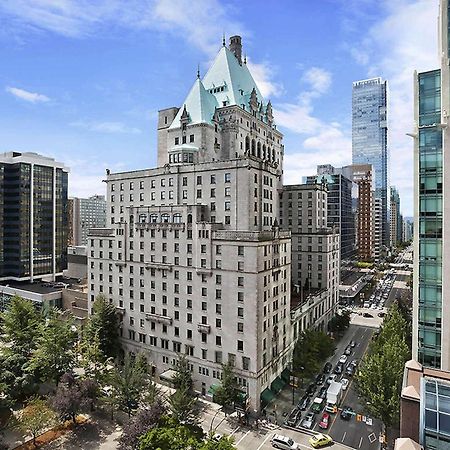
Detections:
[171, 354, 193, 392]
[82, 294, 120, 360]
[214, 362, 241, 412]
[1, 296, 41, 354]
[29, 309, 78, 385]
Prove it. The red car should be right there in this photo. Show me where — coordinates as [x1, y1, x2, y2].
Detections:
[319, 412, 330, 429]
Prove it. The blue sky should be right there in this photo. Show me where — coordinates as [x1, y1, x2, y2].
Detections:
[0, 0, 439, 216]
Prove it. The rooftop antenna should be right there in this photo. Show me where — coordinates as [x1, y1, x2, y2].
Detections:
[222, 32, 226, 47]
[244, 54, 247, 64]
[197, 63, 200, 79]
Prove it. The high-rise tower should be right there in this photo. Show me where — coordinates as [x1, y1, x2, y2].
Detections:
[352, 77, 389, 255]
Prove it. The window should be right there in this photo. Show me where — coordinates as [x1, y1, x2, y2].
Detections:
[197, 176, 202, 185]
[210, 174, 216, 184]
[225, 201, 231, 211]
[225, 187, 231, 197]
[189, 134, 194, 143]
[237, 340, 244, 352]
[225, 173, 231, 183]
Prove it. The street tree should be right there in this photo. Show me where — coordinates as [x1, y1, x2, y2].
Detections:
[16, 396, 56, 447]
[109, 353, 150, 418]
[214, 362, 241, 412]
[29, 309, 78, 385]
[171, 354, 193, 391]
[118, 399, 166, 450]
[1, 296, 40, 354]
[82, 294, 120, 359]
[169, 387, 200, 425]
[199, 435, 236, 450]
[51, 372, 98, 423]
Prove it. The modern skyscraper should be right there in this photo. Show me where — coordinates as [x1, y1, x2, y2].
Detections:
[305, 165, 354, 260]
[390, 186, 401, 247]
[352, 77, 389, 252]
[88, 36, 292, 412]
[68, 195, 107, 246]
[0, 152, 69, 282]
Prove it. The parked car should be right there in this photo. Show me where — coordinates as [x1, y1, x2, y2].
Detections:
[323, 362, 332, 374]
[271, 434, 299, 449]
[316, 374, 326, 385]
[286, 408, 302, 428]
[298, 395, 309, 411]
[334, 363, 343, 374]
[306, 383, 316, 396]
[345, 365, 355, 376]
[318, 386, 328, 399]
[344, 346, 351, 356]
[339, 355, 348, 364]
[341, 378, 349, 390]
[309, 434, 333, 448]
[350, 359, 358, 368]
[301, 412, 315, 429]
[340, 406, 354, 421]
[350, 340, 356, 348]
[318, 412, 330, 429]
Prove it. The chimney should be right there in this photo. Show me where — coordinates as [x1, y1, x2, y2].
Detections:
[229, 35, 242, 65]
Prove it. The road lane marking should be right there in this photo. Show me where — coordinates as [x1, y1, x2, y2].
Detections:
[256, 432, 272, 450]
[342, 431, 347, 441]
[230, 426, 240, 437]
[236, 430, 251, 445]
[358, 436, 363, 448]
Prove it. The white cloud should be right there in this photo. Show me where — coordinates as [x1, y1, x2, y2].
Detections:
[70, 120, 141, 134]
[246, 59, 284, 98]
[6, 86, 50, 103]
[302, 67, 332, 95]
[349, 0, 439, 215]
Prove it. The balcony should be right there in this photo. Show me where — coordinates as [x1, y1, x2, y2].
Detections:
[213, 230, 290, 242]
[197, 323, 211, 334]
[135, 222, 185, 231]
[145, 261, 173, 271]
[145, 313, 173, 325]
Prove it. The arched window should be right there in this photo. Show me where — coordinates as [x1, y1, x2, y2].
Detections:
[149, 214, 158, 223]
[173, 213, 182, 223]
[251, 139, 256, 156]
[139, 214, 147, 223]
[161, 213, 170, 223]
[245, 136, 250, 152]
[263, 144, 266, 159]
[257, 142, 261, 158]
[187, 214, 193, 224]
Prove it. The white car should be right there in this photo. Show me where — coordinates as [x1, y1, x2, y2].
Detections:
[271, 434, 299, 449]
[341, 378, 349, 390]
[339, 355, 348, 364]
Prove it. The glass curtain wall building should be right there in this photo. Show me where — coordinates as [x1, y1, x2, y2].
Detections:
[0, 152, 69, 281]
[352, 78, 389, 251]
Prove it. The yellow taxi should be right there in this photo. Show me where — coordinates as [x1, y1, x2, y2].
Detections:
[309, 433, 333, 448]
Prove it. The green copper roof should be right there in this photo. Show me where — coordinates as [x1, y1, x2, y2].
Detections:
[169, 46, 267, 130]
[169, 78, 218, 130]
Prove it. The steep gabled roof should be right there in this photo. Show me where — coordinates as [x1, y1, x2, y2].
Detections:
[169, 78, 219, 129]
[202, 46, 265, 109]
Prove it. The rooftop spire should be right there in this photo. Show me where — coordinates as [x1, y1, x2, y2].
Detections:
[222, 32, 226, 47]
[197, 63, 200, 79]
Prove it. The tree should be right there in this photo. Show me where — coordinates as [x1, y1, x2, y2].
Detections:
[328, 310, 351, 334]
[109, 353, 150, 418]
[16, 396, 56, 447]
[138, 416, 204, 450]
[118, 399, 166, 450]
[356, 303, 411, 427]
[293, 330, 334, 379]
[199, 435, 236, 450]
[50, 373, 98, 423]
[1, 296, 41, 355]
[171, 354, 193, 391]
[214, 362, 240, 412]
[169, 387, 200, 425]
[83, 294, 120, 360]
[29, 309, 78, 385]
[80, 330, 111, 384]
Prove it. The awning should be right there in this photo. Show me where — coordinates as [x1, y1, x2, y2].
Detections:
[281, 368, 290, 383]
[270, 376, 285, 393]
[260, 388, 275, 406]
[159, 369, 177, 382]
[208, 383, 220, 396]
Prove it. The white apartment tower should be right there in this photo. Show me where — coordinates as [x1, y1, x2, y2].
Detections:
[88, 36, 291, 412]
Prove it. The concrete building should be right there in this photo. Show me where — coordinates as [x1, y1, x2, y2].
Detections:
[391, 186, 402, 247]
[352, 77, 389, 250]
[339, 164, 375, 260]
[403, 220, 413, 243]
[69, 195, 107, 246]
[0, 152, 69, 282]
[304, 165, 354, 260]
[64, 246, 88, 280]
[279, 183, 340, 334]
[87, 36, 292, 413]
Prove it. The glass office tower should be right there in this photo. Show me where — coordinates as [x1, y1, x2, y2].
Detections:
[352, 78, 389, 251]
[0, 152, 69, 281]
